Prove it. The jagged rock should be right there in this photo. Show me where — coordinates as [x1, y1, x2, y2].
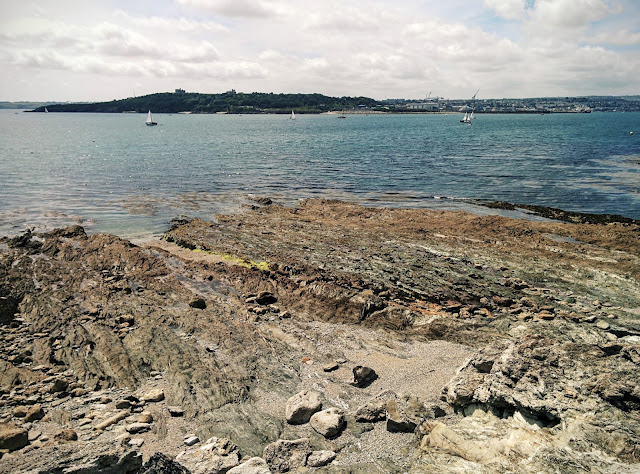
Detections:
[184, 436, 199, 446]
[263, 438, 310, 472]
[351, 366, 378, 388]
[386, 395, 428, 433]
[285, 391, 322, 424]
[307, 450, 336, 467]
[227, 457, 271, 474]
[126, 422, 151, 434]
[0, 423, 28, 451]
[140, 452, 191, 474]
[143, 389, 165, 402]
[354, 390, 396, 422]
[310, 408, 345, 438]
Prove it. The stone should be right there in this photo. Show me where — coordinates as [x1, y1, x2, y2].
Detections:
[184, 435, 199, 446]
[139, 452, 190, 474]
[386, 395, 426, 433]
[200, 437, 238, 456]
[49, 378, 69, 394]
[263, 438, 310, 473]
[310, 408, 345, 438]
[199, 451, 240, 473]
[24, 404, 44, 422]
[322, 362, 339, 372]
[54, 429, 78, 442]
[227, 457, 271, 474]
[95, 410, 129, 430]
[0, 423, 28, 451]
[255, 292, 277, 305]
[355, 391, 396, 422]
[137, 411, 153, 424]
[168, 406, 184, 417]
[351, 366, 378, 388]
[189, 298, 207, 309]
[143, 388, 165, 402]
[129, 438, 145, 447]
[596, 320, 611, 330]
[307, 450, 337, 467]
[12, 406, 28, 418]
[115, 399, 132, 409]
[126, 422, 152, 434]
[285, 390, 322, 424]
[27, 430, 42, 442]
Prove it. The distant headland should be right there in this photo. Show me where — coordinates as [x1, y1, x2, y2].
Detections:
[15, 89, 640, 114]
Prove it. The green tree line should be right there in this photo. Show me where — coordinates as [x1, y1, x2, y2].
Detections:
[30, 91, 381, 114]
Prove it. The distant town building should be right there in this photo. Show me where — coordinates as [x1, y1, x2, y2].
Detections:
[405, 101, 439, 112]
[175, 88, 186, 95]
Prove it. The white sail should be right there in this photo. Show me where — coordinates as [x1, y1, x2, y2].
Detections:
[291, 110, 296, 120]
[463, 112, 468, 121]
[470, 111, 474, 120]
[44, 107, 49, 113]
[146, 111, 153, 123]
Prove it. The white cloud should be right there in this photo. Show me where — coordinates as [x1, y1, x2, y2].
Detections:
[483, 0, 526, 20]
[0, 0, 638, 100]
[176, 0, 285, 18]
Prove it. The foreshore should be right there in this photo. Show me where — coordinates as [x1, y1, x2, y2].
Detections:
[1, 198, 639, 473]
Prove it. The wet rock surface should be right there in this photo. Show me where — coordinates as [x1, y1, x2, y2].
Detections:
[0, 198, 639, 472]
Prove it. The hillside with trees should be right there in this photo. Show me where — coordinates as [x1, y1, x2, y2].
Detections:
[30, 91, 380, 114]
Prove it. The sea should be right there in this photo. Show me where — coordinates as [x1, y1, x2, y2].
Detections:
[1, 109, 639, 240]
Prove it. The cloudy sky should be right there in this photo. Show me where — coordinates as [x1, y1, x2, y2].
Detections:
[1, 0, 639, 101]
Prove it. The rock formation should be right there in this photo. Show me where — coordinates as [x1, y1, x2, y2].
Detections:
[1, 198, 639, 472]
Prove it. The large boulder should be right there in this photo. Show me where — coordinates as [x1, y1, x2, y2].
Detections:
[285, 391, 322, 424]
[309, 408, 345, 438]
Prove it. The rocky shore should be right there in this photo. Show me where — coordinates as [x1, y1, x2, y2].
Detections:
[1, 198, 639, 473]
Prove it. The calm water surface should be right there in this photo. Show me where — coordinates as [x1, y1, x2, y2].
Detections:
[1, 110, 638, 238]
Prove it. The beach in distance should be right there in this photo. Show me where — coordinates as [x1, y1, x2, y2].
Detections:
[1, 109, 640, 473]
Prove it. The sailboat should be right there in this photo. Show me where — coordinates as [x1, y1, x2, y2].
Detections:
[44, 107, 49, 113]
[460, 110, 473, 125]
[290, 110, 296, 120]
[145, 110, 157, 126]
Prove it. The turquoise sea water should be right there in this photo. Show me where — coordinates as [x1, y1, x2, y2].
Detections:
[1, 110, 639, 239]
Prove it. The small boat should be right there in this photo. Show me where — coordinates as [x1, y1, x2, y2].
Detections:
[44, 107, 49, 113]
[460, 110, 473, 125]
[145, 110, 157, 126]
[290, 110, 296, 120]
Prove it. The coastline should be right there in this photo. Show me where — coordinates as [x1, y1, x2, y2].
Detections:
[1, 198, 639, 472]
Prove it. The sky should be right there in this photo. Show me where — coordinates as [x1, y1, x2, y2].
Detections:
[1, 0, 639, 102]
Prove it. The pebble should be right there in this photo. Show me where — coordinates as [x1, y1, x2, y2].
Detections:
[184, 436, 200, 446]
